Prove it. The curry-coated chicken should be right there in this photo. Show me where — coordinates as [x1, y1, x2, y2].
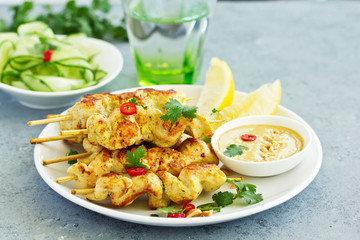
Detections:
[60, 88, 188, 143]
[67, 137, 219, 188]
[59, 88, 213, 150]
[158, 164, 227, 204]
[85, 172, 163, 208]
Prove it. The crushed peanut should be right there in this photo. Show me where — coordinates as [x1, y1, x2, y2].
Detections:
[185, 208, 213, 218]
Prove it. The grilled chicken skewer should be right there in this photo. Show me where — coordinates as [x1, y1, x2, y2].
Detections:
[76, 172, 165, 209]
[72, 164, 226, 209]
[58, 137, 218, 189]
[29, 88, 213, 150]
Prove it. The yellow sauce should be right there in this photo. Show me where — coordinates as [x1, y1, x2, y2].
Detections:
[219, 125, 304, 162]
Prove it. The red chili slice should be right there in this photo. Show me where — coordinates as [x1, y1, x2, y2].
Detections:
[120, 102, 137, 115]
[43, 49, 53, 62]
[182, 203, 195, 213]
[127, 167, 146, 177]
[168, 213, 185, 218]
[241, 134, 257, 141]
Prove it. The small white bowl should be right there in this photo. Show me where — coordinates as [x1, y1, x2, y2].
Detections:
[212, 115, 313, 177]
[0, 37, 123, 109]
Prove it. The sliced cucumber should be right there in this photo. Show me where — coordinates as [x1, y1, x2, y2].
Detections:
[17, 21, 54, 38]
[20, 71, 52, 92]
[0, 22, 107, 92]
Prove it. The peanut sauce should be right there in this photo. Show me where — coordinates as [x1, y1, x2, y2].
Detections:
[219, 125, 304, 162]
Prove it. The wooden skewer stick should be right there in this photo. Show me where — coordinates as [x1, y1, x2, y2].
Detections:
[56, 175, 78, 183]
[71, 188, 95, 195]
[60, 129, 89, 136]
[43, 152, 92, 166]
[28, 115, 72, 126]
[30, 135, 77, 144]
[46, 114, 65, 119]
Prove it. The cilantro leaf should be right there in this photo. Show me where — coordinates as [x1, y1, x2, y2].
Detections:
[123, 145, 147, 170]
[223, 144, 248, 157]
[182, 105, 198, 119]
[238, 190, 264, 204]
[212, 191, 235, 207]
[161, 98, 198, 123]
[66, 149, 78, 165]
[202, 137, 211, 143]
[226, 179, 263, 204]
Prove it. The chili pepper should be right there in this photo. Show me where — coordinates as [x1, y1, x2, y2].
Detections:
[167, 213, 185, 218]
[182, 203, 195, 213]
[120, 102, 137, 115]
[43, 49, 53, 62]
[127, 167, 146, 177]
[241, 134, 257, 141]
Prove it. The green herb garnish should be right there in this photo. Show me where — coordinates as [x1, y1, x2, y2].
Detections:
[198, 179, 263, 213]
[0, 0, 128, 41]
[160, 98, 198, 123]
[211, 108, 220, 115]
[128, 97, 147, 109]
[123, 145, 147, 170]
[202, 136, 212, 143]
[129, 97, 137, 105]
[66, 149, 78, 165]
[226, 179, 263, 204]
[223, 144, 248, 157]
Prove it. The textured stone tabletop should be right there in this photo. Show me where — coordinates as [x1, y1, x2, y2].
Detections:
[0, 1, 359, 239]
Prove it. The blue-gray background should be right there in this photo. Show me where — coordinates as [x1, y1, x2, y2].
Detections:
[0, 1, 359, 239]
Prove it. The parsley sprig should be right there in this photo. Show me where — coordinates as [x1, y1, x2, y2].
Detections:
[124, 145, 148, 170]
[160, 98, 198, 123]
[223, 144, 248, 157]
[197, 179, 263, 212]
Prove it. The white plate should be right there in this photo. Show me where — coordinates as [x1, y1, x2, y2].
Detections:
[34, 85, 322, 227]
[0, 36, 123, 109]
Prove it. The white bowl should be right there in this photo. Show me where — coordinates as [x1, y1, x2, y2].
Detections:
[0, 37, 123, 109]
[211, 115, 313, 177]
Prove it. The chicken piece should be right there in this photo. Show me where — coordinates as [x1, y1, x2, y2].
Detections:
[85, 172, 163, 208]
[177, 138, 219, 165]
[86, 109, 144, 150]
[85, 173, 132, 201]
[147, 191, 171, 209]
[67, 148, 113, 189]
[60, 89, 187, 143]
[185, 114, 214, 139]
[158, 164, 227, 204]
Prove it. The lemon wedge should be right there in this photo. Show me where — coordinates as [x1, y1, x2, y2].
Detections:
[196, 58, 234, 119]
[209, 80, 281, 130]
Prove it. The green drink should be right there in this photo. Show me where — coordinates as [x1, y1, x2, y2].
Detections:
[122, 0, 216, 86]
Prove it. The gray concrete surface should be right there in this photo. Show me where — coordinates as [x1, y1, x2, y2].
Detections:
[0, 1, 359, 239]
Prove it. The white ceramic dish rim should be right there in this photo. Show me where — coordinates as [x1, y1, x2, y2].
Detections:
[0, 36, 123, 97]
[211, 115, 313, 167]
[33, 84, 323, 227]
